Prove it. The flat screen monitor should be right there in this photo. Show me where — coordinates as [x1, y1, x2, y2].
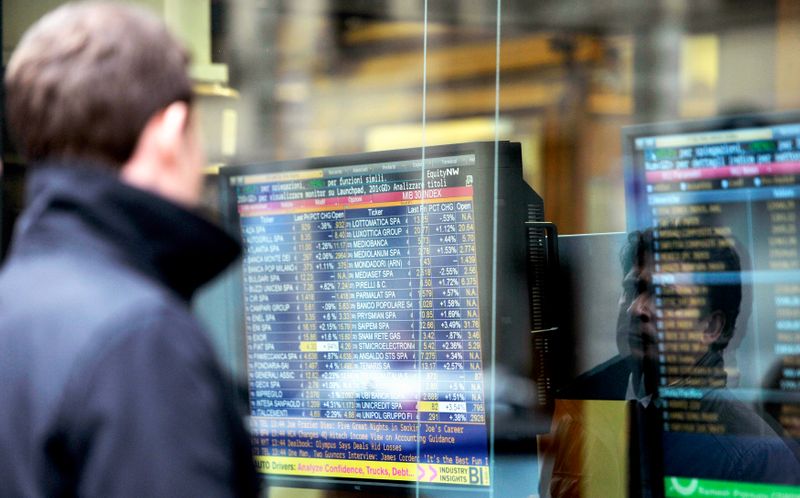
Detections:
[218, 142, 544, 494]
[623, 113, 800, 495]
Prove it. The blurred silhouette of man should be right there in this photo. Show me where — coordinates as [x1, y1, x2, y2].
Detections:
[0, 3, 259, 496]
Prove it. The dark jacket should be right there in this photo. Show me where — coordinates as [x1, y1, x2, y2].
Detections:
[545, 353, 800, 497]
[0, 162, 260, 497]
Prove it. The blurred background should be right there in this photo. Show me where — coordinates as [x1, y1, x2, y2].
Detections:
[4, 0, 800, 247]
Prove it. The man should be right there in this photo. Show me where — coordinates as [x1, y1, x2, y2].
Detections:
[0, 3, 259, 496]
[541, 226, 800, 497]
[619, 227, 740, 398]
[623, 227, 800, 489]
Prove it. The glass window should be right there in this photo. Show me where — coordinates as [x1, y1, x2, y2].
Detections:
[5, 1, 800, 497]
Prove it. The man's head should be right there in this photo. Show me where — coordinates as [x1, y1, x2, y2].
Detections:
[5, 2, 204, 206]
[616, 226, 742, 390]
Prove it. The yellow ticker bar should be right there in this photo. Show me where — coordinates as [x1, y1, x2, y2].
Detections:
[254, 456, 491, 486]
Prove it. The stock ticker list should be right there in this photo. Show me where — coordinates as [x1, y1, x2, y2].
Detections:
[636, 126, 800, 437]
[231, 155, 491, 487]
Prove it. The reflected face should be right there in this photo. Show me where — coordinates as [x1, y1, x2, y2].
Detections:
[617, 249, 725, 385]
[618, 258, 659, 363]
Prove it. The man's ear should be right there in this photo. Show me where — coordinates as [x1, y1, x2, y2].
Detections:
[121, 100, 193, 200]
[702, 310, 725, 345]
[151, 101, 190, 164]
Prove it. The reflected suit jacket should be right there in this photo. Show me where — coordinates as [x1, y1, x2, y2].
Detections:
[541, 354, 800, 498]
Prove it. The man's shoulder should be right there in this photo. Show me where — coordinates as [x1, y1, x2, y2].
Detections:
[557, 355, 632, 400]
[0, 248, 217, 482]
[0, 248, 179, 326]
[0, 249, 207, 407]
[1, 247, 209, 352]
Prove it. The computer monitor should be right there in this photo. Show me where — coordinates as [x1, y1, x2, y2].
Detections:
[623, 113, 800, 494]
[217, 141, 545, 494]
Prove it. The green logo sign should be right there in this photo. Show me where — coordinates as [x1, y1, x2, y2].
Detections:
[665, 476, 800, 498]
[668, 478, 699, 496]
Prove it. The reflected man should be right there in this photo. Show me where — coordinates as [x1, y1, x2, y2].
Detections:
[622, 226, 800, 495]
[541, 225, 800, 498]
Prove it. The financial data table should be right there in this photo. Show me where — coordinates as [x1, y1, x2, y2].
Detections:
[230, 156, 491, 486]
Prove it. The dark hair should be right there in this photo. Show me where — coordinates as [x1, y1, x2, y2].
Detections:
[5, 2, 193, 168]
[621, 224, 743, 351]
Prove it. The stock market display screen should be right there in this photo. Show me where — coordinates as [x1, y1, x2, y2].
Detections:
[624, 115, 800, 494]
[222, 150, 494, 490]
